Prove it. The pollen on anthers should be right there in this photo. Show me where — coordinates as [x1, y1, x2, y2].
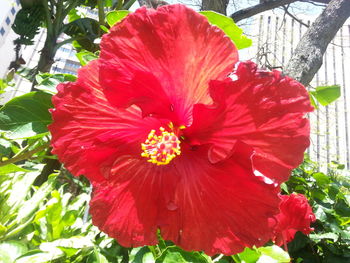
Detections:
[141, 127, 181, 165]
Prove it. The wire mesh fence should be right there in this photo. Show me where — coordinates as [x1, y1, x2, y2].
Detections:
[253, 14, 350, 171]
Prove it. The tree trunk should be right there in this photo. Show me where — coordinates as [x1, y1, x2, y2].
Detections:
[201, 0, 229, 15]
[36, 35, 57, 73]
[284, 0, 350, 86]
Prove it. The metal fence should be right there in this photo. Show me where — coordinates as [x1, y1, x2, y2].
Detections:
[251, 14, 350, 171]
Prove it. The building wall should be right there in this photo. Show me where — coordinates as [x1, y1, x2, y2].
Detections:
[0, 0, 21, 78]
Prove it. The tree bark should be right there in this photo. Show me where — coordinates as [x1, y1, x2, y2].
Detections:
[138, 0, 167, 8]
[231, 0, 298, 22]
[36, 35, 57, 73]
[201, 0, 229, 15]
[284, 0, 350, 86]
[137, 0, 152, 7]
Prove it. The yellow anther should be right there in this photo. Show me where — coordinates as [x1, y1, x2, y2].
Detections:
[141, 127, 181, 165]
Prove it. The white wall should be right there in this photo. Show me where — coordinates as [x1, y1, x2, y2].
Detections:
[0, 0, 21, 77]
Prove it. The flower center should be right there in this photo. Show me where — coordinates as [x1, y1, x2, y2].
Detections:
[141, 127, 181, 165]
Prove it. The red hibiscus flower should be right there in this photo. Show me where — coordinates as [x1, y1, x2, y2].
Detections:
[272, 194, 316, 248]
[49, 4, 313, 255]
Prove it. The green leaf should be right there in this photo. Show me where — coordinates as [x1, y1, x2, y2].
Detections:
[87, 249, 109, 263]
[5, 171, 40, 216]
[0, 138, 12, 157]
[16, 175, 56, 224]
[335, 199, 350, 217]
[100, 25, 109, 33]
[130, 247, 153, 263]
[40, 237, 94, 250]
[237, 247, 260, 263]
[67, 8, 82, 23]
[236, 246, 290, 263]
[312, 172, 330, 187]
[155, 246, 211, 263]
[35, 73, 77, 95]
[15, 250, 64, 263]
[61, 210, 78, 227]
[0, 92, 53, 139]
[57, 247, 78, 258]
[309, 232, 339, 241]
[0, 241, 28, 263]
[309, 92, 318, 109]
[287, 232, 310, 253]
[62, 18, 101, 52]
[0, 164, 29, 176]
[257, 245, 290, 263]
[0, 224, 7, 236]
[0, 79, 8, 94]
[310, 85, 341, 106]
[106, 10, 130, 27]
[104, 0, 113, 7]
[280, 182, 289, 194]
[311, 188, 327, 201]
[199, 11, 252, 49]
[12, 5, 45, 45]
[76, 50, 98, 66]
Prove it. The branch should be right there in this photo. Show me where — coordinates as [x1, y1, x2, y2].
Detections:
[284, 0, 350, 86]
[54, 36, 84, 51]
[304, 0, 327, 7]
[230, 0, 331, 22]
[283, 6, 309, 27]
[54, 0, 64, 36]
[0, 143, 50, 167]
[41, 0, 53, 34]
[230, 0, 298, 22]
[309, 0, 331, 3]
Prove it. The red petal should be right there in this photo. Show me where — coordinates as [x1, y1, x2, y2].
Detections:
[49, 60, 163, 182]
[272, 194, 316, 246]
[90, 156, 179, 247]
[99, 4, 238, 126]
[89, 144, 280, 255]
[161, 145, 280, 255]
[186, 61, 313, 183]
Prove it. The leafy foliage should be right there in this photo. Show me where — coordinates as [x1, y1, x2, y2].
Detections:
[233, 246, 290, 263]
[0, 92, 52, 139]
[106, 10, 131, 27]
[75, 50, 98, 66]
[199, 11, 252, 50]
[62, 18, 102, 52]
[35, 73, 77, 94]
[310, 85, 341, 107]
[284, 157, 350, 262]
[12, 5, 45, 45]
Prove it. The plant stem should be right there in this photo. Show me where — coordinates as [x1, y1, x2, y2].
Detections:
[148, 245, 161, 258]
[231, 254, 241, 263]
[0, 143, 50, 167]
[97, 0, 106, 25]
